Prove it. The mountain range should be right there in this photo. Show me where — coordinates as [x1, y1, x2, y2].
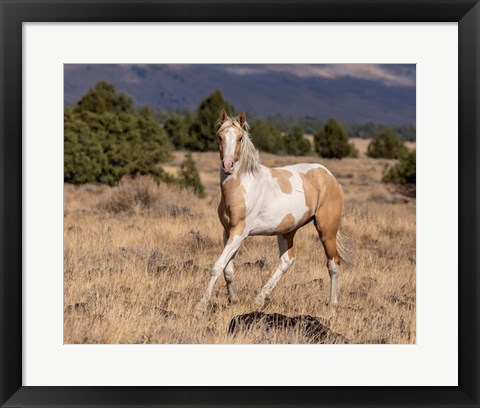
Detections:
[64, 64, 416, 125]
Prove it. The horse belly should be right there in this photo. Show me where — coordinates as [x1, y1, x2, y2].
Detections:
[249, 192, 311, 236]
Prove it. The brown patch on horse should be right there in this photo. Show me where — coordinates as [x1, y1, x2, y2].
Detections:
[219, 176, 247, 242]
[299, 167, 341, 213]
[273, 213, 295, 235]
[217, 197, 229, 230]
[269, 168, 293, 194]
[300, 167, 343, 264]
[298, 168, 322, 225]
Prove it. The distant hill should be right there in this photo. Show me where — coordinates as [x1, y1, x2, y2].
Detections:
[64, 64, 416, 125]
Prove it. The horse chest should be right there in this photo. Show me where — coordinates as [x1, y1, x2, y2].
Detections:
[218, 192, 247, 230]
[218, 198, 245, 229]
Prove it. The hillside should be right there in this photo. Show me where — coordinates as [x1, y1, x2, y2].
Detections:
[65, 64, 416, 125]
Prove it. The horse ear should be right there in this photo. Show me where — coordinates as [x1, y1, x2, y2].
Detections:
[219, 108, 228, 124]
[237, 112, 247, 129]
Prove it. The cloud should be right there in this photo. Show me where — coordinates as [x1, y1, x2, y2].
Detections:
[223, 64, 415, 87]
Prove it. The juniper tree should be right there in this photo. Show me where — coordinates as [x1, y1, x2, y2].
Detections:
[189, 90, 236, 151]
[314, 118, 358, 159]
[283, 127, 311, 156]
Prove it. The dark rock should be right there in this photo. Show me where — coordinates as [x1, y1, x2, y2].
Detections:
[228, 312, 348, 343]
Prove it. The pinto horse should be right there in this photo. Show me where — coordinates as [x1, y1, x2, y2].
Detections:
[198, 109, 349, 311]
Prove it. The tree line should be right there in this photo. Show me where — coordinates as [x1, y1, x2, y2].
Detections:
[157, 108, 416, 142]
[160, 88, 360, 158]
[65, 81, 415, 192]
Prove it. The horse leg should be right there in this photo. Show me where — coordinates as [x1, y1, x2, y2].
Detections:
[255, 231, 296, 307]
[314, 210, 341, 307]
[325, 238, 340, 307]
[223, 230, 239, 304]
[197, 229, 246, 311]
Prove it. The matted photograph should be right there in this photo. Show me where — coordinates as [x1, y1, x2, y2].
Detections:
[64, 63, 416, 344]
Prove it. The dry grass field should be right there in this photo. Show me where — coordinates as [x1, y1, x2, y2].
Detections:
[64, 141, 416, 344]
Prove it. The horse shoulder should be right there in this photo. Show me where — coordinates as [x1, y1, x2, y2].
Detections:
[217, 196, 229, 230]
[220, 176, 248, 234]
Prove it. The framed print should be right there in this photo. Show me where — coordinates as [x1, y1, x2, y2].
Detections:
[1, 0, 479, 407]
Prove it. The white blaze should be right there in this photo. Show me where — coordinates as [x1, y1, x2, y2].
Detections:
[223, 128, 237, 172]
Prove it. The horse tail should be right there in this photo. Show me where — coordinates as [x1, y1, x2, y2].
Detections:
[336, 228, 354, 267]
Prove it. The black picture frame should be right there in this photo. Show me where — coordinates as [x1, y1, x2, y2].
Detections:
[1, 1, 479, 407]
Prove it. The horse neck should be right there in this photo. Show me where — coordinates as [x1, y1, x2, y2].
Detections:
[219, 135, 261, 197]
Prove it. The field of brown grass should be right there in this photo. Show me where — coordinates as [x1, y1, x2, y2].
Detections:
[64, 145, 416, 344]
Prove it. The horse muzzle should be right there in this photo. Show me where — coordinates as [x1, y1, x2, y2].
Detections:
[222, 159, 234, 175]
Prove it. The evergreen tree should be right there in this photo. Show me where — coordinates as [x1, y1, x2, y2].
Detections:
[367, 129, 407, 159]
[283, 127, 311, 156]
[314, 118, 358, 159]
[64, 82, 172, 185]
[163, 112, 194, 150]
[178, 153, 206, 197]
[383, 149, 416, 184]
[74, 81, 133, 114]
[64, 108, 106, 184]
[249, 118, 283, 153]
[189, 90, 235, 151]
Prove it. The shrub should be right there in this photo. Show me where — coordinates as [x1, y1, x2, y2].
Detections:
[367, 130, 407, 159]
[314, 118, 358, 159]
[382, 149, 416, 185]
[249, 118, 283, 153]
[178, 153, 206, 198]
[96, 176, 159, 214]
[283, 127, 311, 156]
[64, 82, 172, 185]
[96, 176, 200, 215]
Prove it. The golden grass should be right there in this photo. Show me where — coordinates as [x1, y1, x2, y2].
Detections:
[64, 150, 416, 344]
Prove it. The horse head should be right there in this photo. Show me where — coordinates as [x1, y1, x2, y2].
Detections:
[217, 109, 248, 175]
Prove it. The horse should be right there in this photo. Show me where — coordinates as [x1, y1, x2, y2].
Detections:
[197, 109, 350, 311]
